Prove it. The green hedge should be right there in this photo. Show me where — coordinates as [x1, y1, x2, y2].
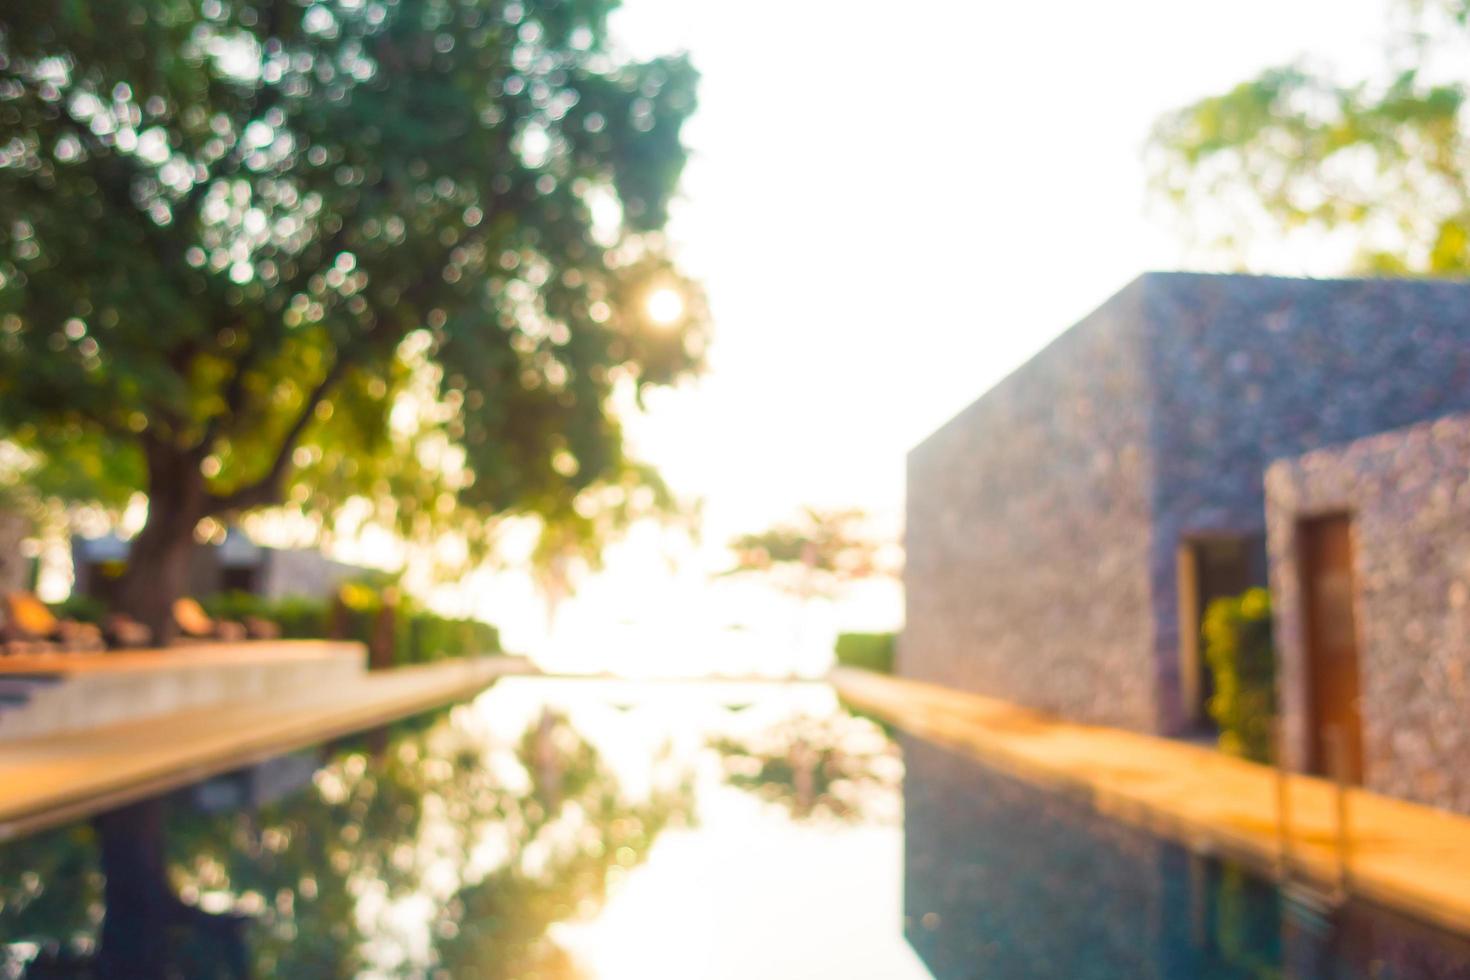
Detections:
[51, 593, 108, 625]
[1202, 587, 1276, 764]
[834, 632, 896, 674]
[201, 589, 500, 665]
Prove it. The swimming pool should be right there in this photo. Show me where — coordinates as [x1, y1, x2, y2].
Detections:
[1, 677, 1467, 978]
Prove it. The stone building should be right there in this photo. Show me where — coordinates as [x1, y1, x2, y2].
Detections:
[1266, 412, 1470, 813]
[903, 272, 1470, 743]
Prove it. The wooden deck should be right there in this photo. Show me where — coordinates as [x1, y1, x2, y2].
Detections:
[833, 667, 1470, 938]
[0, 655, 530, 841]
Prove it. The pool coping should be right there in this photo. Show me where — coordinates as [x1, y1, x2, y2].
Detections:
[832, 667, 1470, 939]
[0, 655, 532, 841]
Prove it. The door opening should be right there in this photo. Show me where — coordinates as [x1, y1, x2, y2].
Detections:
[1177, 534, 1268, 732]
[1298, 515, 1365, 784]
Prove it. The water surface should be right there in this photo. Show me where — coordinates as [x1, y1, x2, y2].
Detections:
[3, 677, 1469, 978]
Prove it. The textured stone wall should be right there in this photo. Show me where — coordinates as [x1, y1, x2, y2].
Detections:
[903, 280, 1158, 732]
[1266, 413, 1470, 815]
[904, 272, 1470, 737]
[1141, 274, 1470, 732]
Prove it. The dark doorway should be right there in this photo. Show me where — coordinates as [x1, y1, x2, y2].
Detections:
[1177, 534, 1268, 732]
[1298, 515, 1365, 784]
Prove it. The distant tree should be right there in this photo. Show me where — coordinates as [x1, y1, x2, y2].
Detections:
[1148, 1, 1470, 273]
[726, 507, 889, 601]
[0, 0, 706, 637]
[710, 711, 901, 822]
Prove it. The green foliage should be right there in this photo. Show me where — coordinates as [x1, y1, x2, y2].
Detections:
[0, 0, 708, 587]
[1202, 587, 1277, 764]
[50, 591, 107, 624]
[833, 631, 895, 674]
[1149, 3, 1470, 274]
[408, 608, 500, 663]
[200, 587, 500, 661]
[202, 589, 331, 637]
[0, 823, 102, 964]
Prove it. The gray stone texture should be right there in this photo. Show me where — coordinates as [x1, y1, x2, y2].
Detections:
[905, 272, 1470, 740]
[904, 283, 1157, 731]
[1267, 413, 1470, 814]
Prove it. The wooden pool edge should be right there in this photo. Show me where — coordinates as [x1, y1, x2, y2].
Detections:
[832, 667, 1470, 940]
[0, 655, 533, 842]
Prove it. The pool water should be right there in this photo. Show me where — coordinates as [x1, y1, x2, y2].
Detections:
[1, 676, 1468, 978]
[903, 735, 1470, 980]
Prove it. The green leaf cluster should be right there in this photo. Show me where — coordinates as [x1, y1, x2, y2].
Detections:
[1149, 3, 1470, 274]
[1202, 587, 1277, 764]
[0, 0, 707, 579]
[833, 631, 895, 674]
[200, 586, 501, 661]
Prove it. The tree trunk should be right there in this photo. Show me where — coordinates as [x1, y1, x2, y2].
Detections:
[95, 797, 252, 979]
[114, 445, 209, 646]
[0, 509, 31, 594]
[95, 798, 174, 979]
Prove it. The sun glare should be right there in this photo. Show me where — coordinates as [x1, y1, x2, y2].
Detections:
[646, 288, 685, 326]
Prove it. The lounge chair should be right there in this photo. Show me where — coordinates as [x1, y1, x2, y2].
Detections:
[2, 592, 105, 654]
[242, 615, 281, 641]
[172, 598, 248, 643]
[102, 612, 154, 649]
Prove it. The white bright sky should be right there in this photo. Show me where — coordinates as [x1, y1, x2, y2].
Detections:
[433, 0, 1394, 670]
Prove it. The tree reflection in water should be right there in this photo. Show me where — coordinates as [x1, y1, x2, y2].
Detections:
[0, 705, 693, 979]
[708, 711, 901, 822]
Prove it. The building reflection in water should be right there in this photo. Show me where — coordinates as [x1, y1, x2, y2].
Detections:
[902, 735, 1470, 980]
[0, 704, 694, 979]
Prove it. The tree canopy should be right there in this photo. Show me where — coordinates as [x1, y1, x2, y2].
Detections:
[726, 507, 890, 599]
[1148, 1, 1470, 274]
[0, 0, 706, 627]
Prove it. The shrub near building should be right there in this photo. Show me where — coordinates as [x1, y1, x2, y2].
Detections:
[1202, 588, 1277, 764]
[202, 589, 500, 665]
[835, 633, 897, 674]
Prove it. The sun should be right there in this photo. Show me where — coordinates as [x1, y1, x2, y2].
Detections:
[645, 288, 685, 326]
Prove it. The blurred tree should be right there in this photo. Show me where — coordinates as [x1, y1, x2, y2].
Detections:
[431, 712, 692, 978]
[726, 507, 889, 600]
[709, 711, 901, 822]
[0, 0, 707, 637]
[1148, 1, 1470, 273]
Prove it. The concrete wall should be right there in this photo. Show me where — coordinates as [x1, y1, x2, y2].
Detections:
[1266, 413, 1470, 815]
[903, 280, 1158, 732]
[1141, 274, 1470, 732]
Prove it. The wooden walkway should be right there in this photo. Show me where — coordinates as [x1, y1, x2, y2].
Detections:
[0, 655, 530, 841]
[832, 667, 1470, 937]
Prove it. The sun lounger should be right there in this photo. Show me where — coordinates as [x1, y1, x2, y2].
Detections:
[172, 597, 248, 643]
[2, 592, 105, 654]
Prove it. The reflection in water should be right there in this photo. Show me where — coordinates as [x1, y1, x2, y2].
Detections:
[709, 712, 900, 822]
[10, 688, 1470, 979]
[0, 705, 693, 979]
[903, 735, 1470, 980]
